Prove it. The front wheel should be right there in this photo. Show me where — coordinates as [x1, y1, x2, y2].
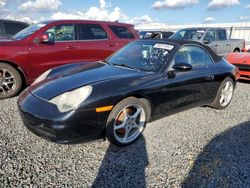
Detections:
[106, 97, 150, 146]
[210, 77, 234, 109]
[0, 63, 22, 99]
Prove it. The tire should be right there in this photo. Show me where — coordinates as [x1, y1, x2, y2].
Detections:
[210, 77, 234, 110]
[233, 49, 240, 53]
[106, 97, 150, 147]
[0, 63, 22, 99]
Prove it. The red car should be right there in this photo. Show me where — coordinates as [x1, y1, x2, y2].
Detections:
[0, 20, 139, 99]
[226, 49, 250, 81]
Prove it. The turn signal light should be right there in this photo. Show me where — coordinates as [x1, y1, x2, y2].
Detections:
[96, 106, 113, 112]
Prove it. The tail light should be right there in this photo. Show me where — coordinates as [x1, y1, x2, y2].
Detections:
[235, 66, 240, 80]
[241, 41, 246, 52]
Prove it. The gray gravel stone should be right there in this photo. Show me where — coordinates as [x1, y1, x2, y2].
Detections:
[0, 82, 249, 187]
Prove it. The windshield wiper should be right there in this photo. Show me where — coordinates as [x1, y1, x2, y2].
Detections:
[112, 63, 140, 71]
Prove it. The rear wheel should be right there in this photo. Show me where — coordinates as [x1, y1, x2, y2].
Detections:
[233, 48, 240, 52]
[106, 97, 150, 146]
[0, 63, 22, 99]
[210, 77, 234, 109]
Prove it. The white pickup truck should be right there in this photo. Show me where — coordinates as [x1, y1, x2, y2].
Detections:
[170, 27, 245, 56]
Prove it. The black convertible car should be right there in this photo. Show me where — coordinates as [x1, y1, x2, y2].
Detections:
[18, 40, 237, 146]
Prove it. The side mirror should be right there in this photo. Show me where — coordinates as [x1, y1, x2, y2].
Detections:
[204, 38, 211, 44]
[34, 33, 55, 44]
[173, 63, 192, 71]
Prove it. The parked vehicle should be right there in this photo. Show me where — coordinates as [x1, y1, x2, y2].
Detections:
[18, 39, 238, 146]
[226, 50, 250, 80]
[139, 31, 174, 39]
[0, 19, 29, 38]
[170, 27, 245, 56]
[0, 20, 139, 99]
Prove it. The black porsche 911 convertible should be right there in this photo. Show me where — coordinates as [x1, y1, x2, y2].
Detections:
[18, 39, 238, 146]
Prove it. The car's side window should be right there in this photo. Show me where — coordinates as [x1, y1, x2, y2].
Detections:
[108, 25, 135, 39]
[204, 30, 216, 42]
[77, 24, 108, 40]
[45, 24, 75, 41]
[217, 30, 227, 41]
[0, 22, 3, 34]
[175, 45, 213, 67]
[3, 22, 27, 35]
[203, 50, 214, 65]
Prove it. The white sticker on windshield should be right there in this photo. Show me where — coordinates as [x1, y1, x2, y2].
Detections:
[163, 51, 169, 55]
[153, 43, 174, 50]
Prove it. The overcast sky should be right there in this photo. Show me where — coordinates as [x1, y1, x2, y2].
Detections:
[0, 0, 250, 26]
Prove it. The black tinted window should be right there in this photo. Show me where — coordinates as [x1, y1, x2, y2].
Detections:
[109, 25, 134, 39]
[3, 22, 27, 35]
[0, 23, 3, 34]
[217, 30, 227, 40]
[77, 24, 108, 40]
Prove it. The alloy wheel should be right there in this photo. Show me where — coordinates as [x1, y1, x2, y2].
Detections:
[219, 81, 233, 107]
[113, 104, 146, 144]
[0, 68, 16, 96]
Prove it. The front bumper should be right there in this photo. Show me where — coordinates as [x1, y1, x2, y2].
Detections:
[18, 89, 110, 144]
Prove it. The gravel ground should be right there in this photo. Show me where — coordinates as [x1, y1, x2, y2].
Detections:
[0, 82, 249, 187]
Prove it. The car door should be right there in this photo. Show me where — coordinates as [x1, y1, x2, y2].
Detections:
[29, 23, 78, 79]
[156, 45, 215, 116]
[216, 30, 229, 56]
[75, 23, 117, 61]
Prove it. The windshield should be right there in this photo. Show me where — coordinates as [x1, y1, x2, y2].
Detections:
[171, 29, 205, 40]
[106, 41, 176, 72]
[13, 23, 47, 40]
[139, 31, 153, 39]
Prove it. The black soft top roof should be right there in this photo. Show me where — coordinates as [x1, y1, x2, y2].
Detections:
[148, 39, 223, 62]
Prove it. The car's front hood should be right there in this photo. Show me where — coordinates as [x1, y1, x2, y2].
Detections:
[30, 61, 142, 100]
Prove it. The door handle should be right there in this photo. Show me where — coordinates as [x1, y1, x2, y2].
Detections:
[214, 44, 218, 47]
[205, 75, 214, 81]
[107, 43, 115, 47]
[226, 44, 230, 46]
[66, 46, 76, 49]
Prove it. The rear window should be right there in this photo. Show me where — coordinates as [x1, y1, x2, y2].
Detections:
[77, 24, 108, 40]
[109, 25, 134, 39]
[3, 22, 27, 35]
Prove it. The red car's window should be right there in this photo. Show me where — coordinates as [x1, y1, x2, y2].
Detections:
[45, 24, 75, 41]
[76, 24, 108, 40]
[109, 25, 135, 39]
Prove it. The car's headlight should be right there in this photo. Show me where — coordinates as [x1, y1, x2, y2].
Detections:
[32, 69, 52, 85]
[49, 85, 93, 113]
